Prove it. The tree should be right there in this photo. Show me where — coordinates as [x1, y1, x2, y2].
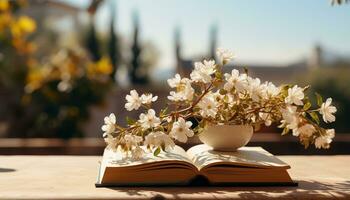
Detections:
[86, 18, 101, 62]
[129, 11, 148, 84]
[86, 0, 103, 62]
[108, 2, 120, 82]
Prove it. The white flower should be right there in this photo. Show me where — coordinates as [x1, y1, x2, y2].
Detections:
[297, 124, 316, 137]
[285, 85, 304, 105]
[197, 95, 218, 118]
[280, 105, 300, 135]
[168, 91, 182, 101]
[167, 74, 182, 88]
[123, 134, 144, 158]
[319, 98, 337, 123]
[125, 90, 142, 111]
[167, 74, 191, 88]
[124, 134, 143, 148]
[182, 82, 195, 100]
[315, 129, 335, 149]
[104, 135, 118, 151]
[263, 82, 280, 97]
[168, 81, 194, 102]
[101, 113, 116, 137]
[267, 82, 280, 96]
[144, 131, 175, 150]
[169, 117, 194, 143]
[259, 112, 272, 126]
[140, 93, 158, 104]
[247, 77, 264, 102]
[190, 60, 216, 83]
[213, 91, 234, 105]
[216, 48, 234, 64]
[131, 146, 145, 159]
[138, 109, 161, 129]
[223, 69, 248, 93]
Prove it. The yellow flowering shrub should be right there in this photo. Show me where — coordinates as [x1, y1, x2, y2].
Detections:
[1, 1, 114, 138]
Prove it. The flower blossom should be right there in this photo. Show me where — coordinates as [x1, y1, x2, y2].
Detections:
[140, 93, 158, 104]
[315, 129, 335, 149]
[319, 98, 337, 123]
[285, 85, 304, 105]
[216, 48, 234, 64]
[144, 131, 175, 150]
[125, 90, 142, 111]
[169, 117, 194, 143]
[123, 134, 144, 159]
[124, 134, 143, 148]
[197, 95, 218, 118]
[247, 77, 264, 102]
[296, 124, 316, 137]
[259, 112, 272, 126]
[138, 109, 161, 129]
[223, 69, 248, 93]
[101, 113, 116, 137]
[264, 82, 280, 97]
[280, 105, 300, 135]
[168, 80, 194, 102]
[104, 135, 118, 151]
[167, 74, 182, 88]
[131, 146, 145, 159]
[190, 60, 216, 83]
[213, 91, 234, 106]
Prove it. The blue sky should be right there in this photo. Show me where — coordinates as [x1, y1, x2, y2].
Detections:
[61, 0, 350, 69]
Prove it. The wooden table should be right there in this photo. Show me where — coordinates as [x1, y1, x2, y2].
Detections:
[0, 155, 349, 199]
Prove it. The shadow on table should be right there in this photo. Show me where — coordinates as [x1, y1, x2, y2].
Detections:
[104, 180, 350, 199]
[0, 167, 16, 173]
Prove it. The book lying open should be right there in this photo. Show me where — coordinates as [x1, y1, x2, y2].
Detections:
[96, 144, 296, 186]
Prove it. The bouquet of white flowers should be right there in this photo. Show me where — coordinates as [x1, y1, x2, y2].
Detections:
[102, 48, 337, 159]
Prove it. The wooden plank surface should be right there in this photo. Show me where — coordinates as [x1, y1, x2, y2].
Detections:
[0, 155, 349, 199]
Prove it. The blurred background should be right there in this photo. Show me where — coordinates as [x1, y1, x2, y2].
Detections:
[0, 0, 349, 155]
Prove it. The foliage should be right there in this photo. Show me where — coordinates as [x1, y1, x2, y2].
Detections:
[0, 0, 36, 136]
[0, 1, 113, 138]
[22, 49, 113, 138]
[298, 64, 350, 133]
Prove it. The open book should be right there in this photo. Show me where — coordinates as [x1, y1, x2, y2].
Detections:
[96, 144, 295, 186]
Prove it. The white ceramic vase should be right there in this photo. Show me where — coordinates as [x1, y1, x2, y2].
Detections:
[199, 125, 253, 151]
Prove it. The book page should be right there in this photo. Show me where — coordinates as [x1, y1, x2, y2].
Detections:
[187, 144, 290, 170]
[102, 145, 193, 168]
[98, 146, 197, 185]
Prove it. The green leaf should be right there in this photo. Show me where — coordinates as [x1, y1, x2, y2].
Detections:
[153, 147, 161, 156]
[280, 84, 292, 97]
[303, 101, 312, 111]
[160, 107, 168, 117]
[219, 89, 227, 95]
[126, 116, 136, 126]
[281, 127, 289, 135]
[308, 112, 320, 125]
[215, 71, 222, 79]
[315, 92, 323, 107]
[281, 84, 292, 90]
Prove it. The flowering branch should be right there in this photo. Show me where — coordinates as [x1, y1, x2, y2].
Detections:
[102, 48, 337, 159]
